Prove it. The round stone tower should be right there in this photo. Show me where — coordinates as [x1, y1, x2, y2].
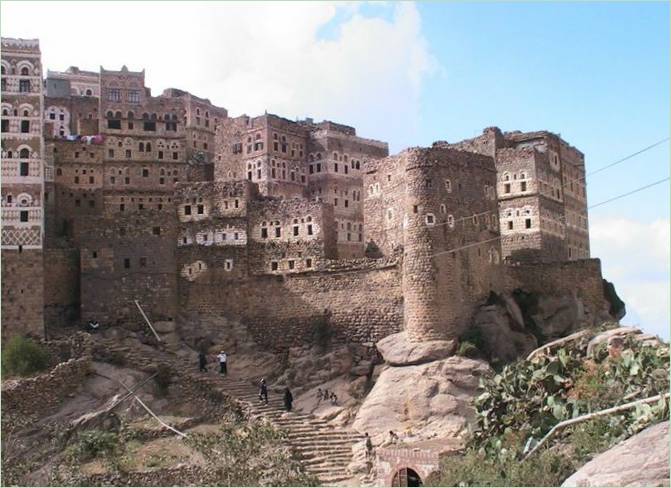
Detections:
[401, 151, 448, 342]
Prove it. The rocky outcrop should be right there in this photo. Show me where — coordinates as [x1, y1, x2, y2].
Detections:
[352, 356, 491, 441]
[562, 421, 669, 487]
[471, 299, 537, 364]
[376, 331, 456, 366]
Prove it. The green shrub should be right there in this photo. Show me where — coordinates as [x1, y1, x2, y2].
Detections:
[67, 430, 119, 462]
[429, 332, 670, 486]
[428, 448, 575, 487]
[2, 336, 50, 377]
[456, 341, 479, 358]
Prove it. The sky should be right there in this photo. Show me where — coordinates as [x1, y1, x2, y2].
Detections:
[2, 1, 669, 339]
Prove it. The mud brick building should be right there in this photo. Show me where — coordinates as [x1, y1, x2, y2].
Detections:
[1, 36, 613, 350]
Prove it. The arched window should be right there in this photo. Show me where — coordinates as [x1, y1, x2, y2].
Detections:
[447, 214, 455, 229]
[440, 204, 447, 214]
[23, 109, 29, 117]
[0, 65, 5, 75]
[146, 142, 151, 152]
[139, 142, 145, 152]
[20, 67, 29, 76]
[86, 89, 92, 96]
[56, 168, 62, 176]
[19, 148, 30, 159]
[445, 179, 452, 192]
[115, 111, 122, 119]
[128, 111, 134, 120]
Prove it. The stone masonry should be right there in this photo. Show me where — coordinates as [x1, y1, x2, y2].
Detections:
[0, 37, 613, 352]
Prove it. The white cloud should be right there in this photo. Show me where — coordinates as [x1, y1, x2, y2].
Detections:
[0, 1, 437, 152]
[590, 217, 670, 339]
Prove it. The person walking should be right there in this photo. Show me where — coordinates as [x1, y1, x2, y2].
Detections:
[217, 350, 228, 375]
[284, 388, 293, 412]
[364, 432, 374, 459]
[198, 351, 208, 372]
[259, 378, 268, 404]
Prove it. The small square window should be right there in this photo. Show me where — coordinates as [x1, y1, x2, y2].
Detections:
[288, 260, 295, 270]
[153, 226, 161, 235]
[271, 261, 278, 271]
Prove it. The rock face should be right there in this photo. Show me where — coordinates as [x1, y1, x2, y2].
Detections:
[471, 302, 537, 364]
[562, 421, 669, 487]
[376, 331, 457, 366]
[352, 356, 490, 441]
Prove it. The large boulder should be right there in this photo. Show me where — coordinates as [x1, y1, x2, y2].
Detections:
[376, 332, 456, 366]
[472, 303, 537, 363]
[562, 421, 669, 487]
[352, 356, 490, 441]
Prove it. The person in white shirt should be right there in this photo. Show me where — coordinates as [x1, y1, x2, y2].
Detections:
[217, 351, 227, 375]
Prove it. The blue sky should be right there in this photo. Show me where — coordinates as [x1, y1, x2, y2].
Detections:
[2, 1, 669, 338]
[411, 2, 670, 339]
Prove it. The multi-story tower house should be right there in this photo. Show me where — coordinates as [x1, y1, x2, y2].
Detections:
[215, 114, 388, 258]
[450, 127, 589, 263]
[303, 120, 388, 258]
[1, 37, 46, 340]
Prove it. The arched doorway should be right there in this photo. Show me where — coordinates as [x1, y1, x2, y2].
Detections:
[392, 467, 423, 487]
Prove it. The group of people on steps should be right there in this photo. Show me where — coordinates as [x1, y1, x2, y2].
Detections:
[197, 351, 294, 411]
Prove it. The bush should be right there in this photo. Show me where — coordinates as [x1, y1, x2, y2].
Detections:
[2, 336, 50, 376]
[428, 448, 574, 487]
[67, 430, 119, 462]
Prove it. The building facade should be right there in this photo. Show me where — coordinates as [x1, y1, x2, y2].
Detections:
[1, 37, 46, 341]
[0, 40, 610, 348]
[449, 127, 590, 262]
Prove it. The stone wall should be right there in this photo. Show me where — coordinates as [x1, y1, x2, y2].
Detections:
[77, 212, 178, 325]
[180, 259, 403, 350]
[1, 356, 91, 418]
[1, 249, 44, 341]
[505, 258, 607, 315]
[43, 247, 80, 330]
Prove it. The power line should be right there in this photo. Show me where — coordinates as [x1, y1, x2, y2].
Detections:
[585, 137, 669, 179]
[588, 176, 669, 210]
[430, 176, 669, 258]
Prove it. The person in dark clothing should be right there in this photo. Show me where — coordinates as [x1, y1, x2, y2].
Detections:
[364, 432, 373, 459]
[198, 351, 208, 372]
[284, 388, 293, 412]
[259, 378, 268, 404]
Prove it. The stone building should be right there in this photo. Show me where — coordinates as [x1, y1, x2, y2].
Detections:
[1, 37, 46, 341]
[449, 127, 590, 262]
[364, 146, 502, 341]
[0, 41, 614, 353]
[215, 114, 388, 258]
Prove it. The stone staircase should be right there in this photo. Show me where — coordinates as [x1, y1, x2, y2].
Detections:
[194, 375, 364, 485]
[93, 336, 364, 485]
